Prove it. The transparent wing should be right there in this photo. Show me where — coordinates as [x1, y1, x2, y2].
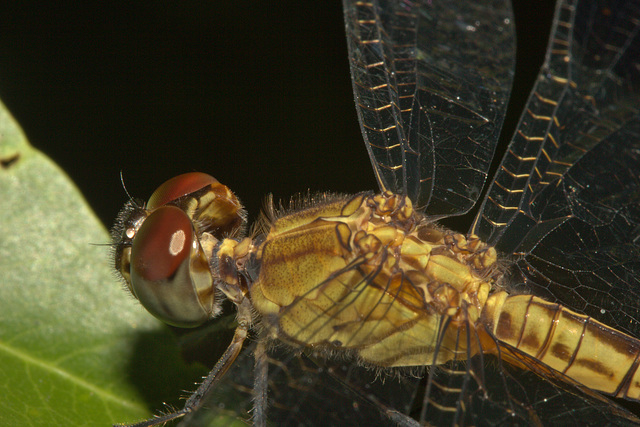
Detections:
[188, 1, 640, 426]
[471, 0, 640, 334]
[343, 0, 515, 217]
[253, 1, 640, 425]
[457, 0, 640, 424]
[417, 352, 640, 426]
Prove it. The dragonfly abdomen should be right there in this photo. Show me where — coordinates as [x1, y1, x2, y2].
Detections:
[483, 293, 640, 400]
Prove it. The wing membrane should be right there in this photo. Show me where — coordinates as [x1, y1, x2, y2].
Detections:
[343, 0, 515, 216]
[266, 0, 640, 425]
[471, 0, 640, 333]
[199, 1, 640, 425]
[472, 0, 640, 252]
[462, 0, 640, 423]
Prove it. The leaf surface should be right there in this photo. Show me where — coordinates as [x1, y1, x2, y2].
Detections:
[0, 101, 218, 426]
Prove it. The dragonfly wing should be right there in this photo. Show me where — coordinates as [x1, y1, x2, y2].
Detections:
[466, 0, 640, 423]
[471, 0, 640, 353]
[472, 0, 640, 255]
[471, 349, 640, 425]
[185, 343, 419, 427]
[419, 352, 640, 426]
[343, 0, 515, 216]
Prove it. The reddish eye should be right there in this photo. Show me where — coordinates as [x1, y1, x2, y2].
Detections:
[129, 205, 218, 327]
[112, 172, 246, 327]
[147, 172, 218, 210]
[147, 172, 247, 240]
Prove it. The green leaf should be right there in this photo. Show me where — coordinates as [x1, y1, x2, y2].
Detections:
[0, 100, 229, 426]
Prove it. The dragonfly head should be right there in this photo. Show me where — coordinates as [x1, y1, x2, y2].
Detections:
[111, 172, 247, 327]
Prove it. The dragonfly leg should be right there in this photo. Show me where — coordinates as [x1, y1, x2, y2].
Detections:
[114, 298, 253, 427]
[252, 338, 269, 427]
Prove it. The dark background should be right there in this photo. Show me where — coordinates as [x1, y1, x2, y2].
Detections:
[0, 1, 555, 230]
[5, 2, 640, 422]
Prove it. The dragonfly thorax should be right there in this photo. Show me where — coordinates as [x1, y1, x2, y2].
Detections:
[245, 190, 504, 367]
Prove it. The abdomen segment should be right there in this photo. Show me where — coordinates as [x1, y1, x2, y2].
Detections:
[484, 293, 640, 399]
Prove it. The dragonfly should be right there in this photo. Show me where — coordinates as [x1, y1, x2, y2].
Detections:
[110, 0, 640, 425]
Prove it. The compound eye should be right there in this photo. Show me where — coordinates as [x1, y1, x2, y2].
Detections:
[147, 172, 218, 210]
[147, 172, 247, 240]
[129, 205, 218, 327]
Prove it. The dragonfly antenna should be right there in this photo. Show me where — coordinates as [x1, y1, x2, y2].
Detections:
[119, 170, 140, 207]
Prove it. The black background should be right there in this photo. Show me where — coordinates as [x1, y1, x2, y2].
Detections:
[0, 1, 555, 231]
[6, 2, 640, 422]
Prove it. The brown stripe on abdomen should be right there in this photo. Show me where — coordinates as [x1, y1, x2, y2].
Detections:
[489, 294, 640, 398]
